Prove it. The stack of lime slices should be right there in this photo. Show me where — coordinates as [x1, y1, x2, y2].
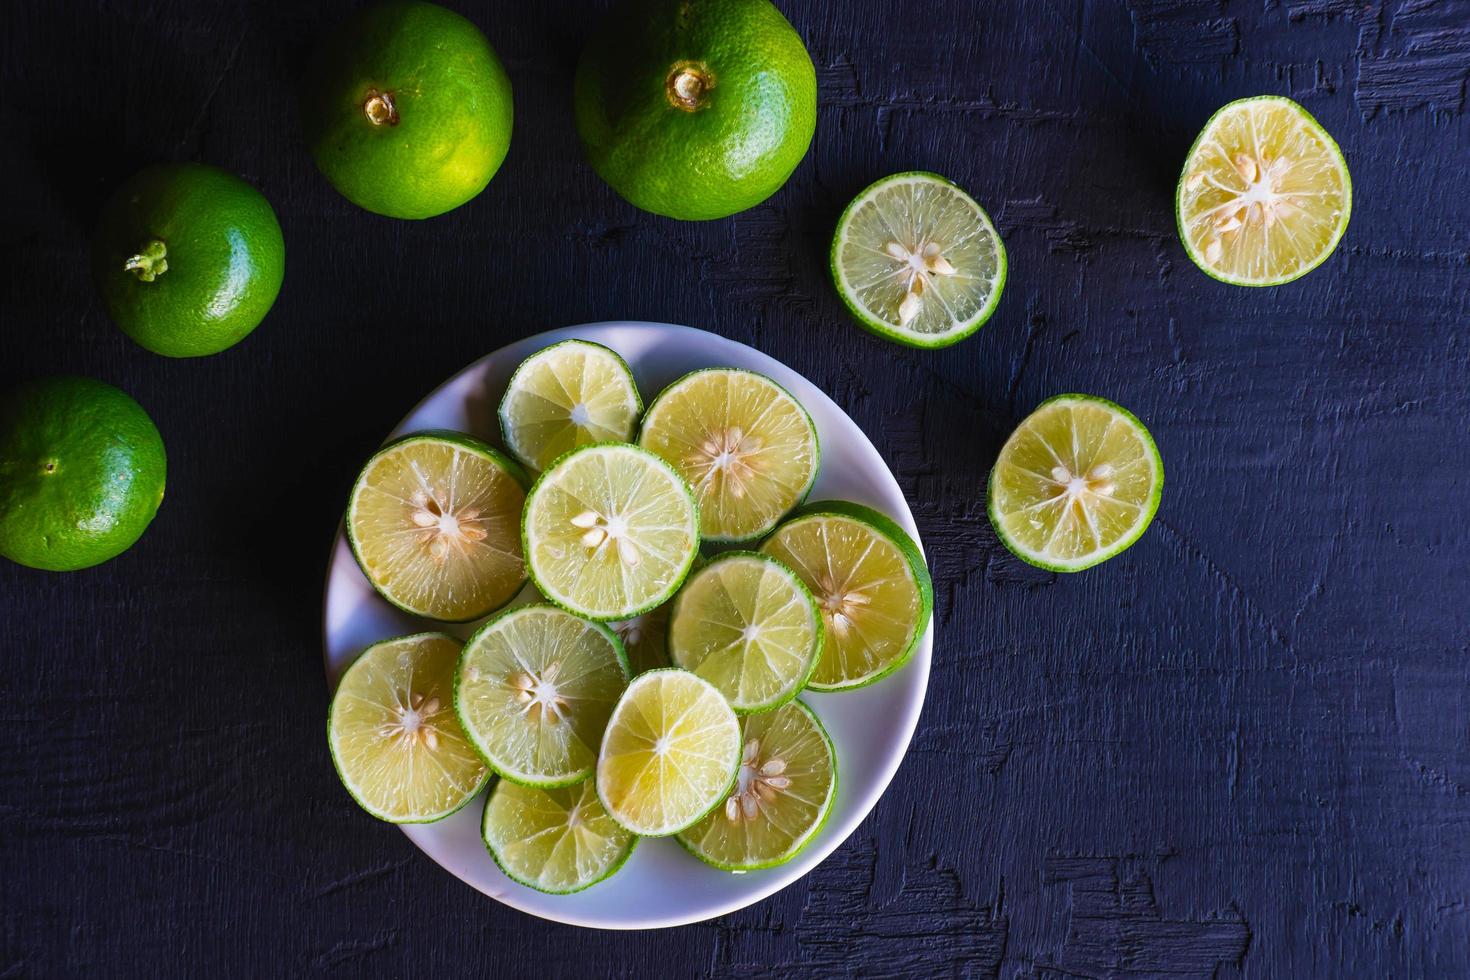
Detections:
[328, 337, 934, 891]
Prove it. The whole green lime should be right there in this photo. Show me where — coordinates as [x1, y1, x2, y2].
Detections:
[303, 1, 514, 219]
[0, 377, 167, 571]
[92, 163, 285, 358]
[574, 0, 817, 220]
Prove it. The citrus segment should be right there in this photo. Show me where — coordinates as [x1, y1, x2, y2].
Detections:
[832, 172, 1006, 348]
[639, 369, 817, 542]
[499, 340, 642, 472]
[455, 605, 628, 787]
[761, 501, 932, 691]
[676, 700, 836, 871]
[596, 669, 742, 836]
[328, 633, 489, 823]
[667, 552, 822, 713]
[523, 443, 700, 620]
[987, 394, 1163, 572]
[347, 431, 527, 622]
[1177, 96, 1351, 286]
[481, 779, 636, 894]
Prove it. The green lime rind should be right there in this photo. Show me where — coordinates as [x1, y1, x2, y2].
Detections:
[596, 668, 742, 837]
[480, 779, 638, 894]
[675, 699, 838, 872]
[454, 604, 629, 789]
[638, 367, 819, 544]
[986, 393, 1164, 573]
[497, 339, 643, 472]
[0, 376, 167, 572]
[328, 631, 491, 824]
[345, 429, 530, 623]
[830, 171, 1007, 349]
[761, 499, 934, 692]
[666, 551, 824, 714]
[522, 442, 701, 621]
[1175, 95, 1352, 287]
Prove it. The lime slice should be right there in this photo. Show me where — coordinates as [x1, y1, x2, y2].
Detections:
[596, 669, 742, 836]
[347, 431, 527, 622]
[676, 700, 836, 871]
[760, 501, 932, 691]
[523, 443, 700, 620]
[831, 171, 1006, 348]
[667, 552, 822, 713]
[481, 779, 636, 894]
[498, 340, 642, 472]
[1177, 96, 1351, 286]
[608, 605, 670, 676]
[638, 369, 818, 542]
[328, 632, 489, 823]
[988, 394, 1164, 572]
[455, 604, 628, 787]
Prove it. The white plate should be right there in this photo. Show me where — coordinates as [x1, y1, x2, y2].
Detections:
[322, 322, 932, 929]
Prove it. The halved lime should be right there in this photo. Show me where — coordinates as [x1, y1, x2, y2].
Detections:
[831, 172, 1006, 348]
[760, 501, 932, 691]
[667, 552, 822, 713]
[498, 340, 642, 472]
[347, 431, 527, 622]
[481, 779, 636, 894]
[523, 443, 700, 620]
[988, 394, 1163, 572]
[1177, 96, 1351, 286]
[596, 669, 742, 836]
[676, 699, 836, 871]
[638, 369, 818, 543]
[455, 604, 628, 787]
[328, 632, 489, 823]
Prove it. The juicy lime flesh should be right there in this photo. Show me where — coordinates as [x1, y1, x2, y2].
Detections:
[668, 554, 820, 712]
[1179, 97, 1350, 285]
[303, 1, 513, 219]
[456, 605, 627, 786]
[0, 376, 166, 571]
[639, 370, 817, 541]
[92, 163, 285, 358]
[990, 397, 1161, 570]
[349, 436, 525, 621]
[597, 670, 741, 835]
[762, 513, 924, 689]
[677, 700, 835, 870]
[835, 174, 1004, 343]
[500, 341, 641, 471]
[329, 633, 488, 822]
[573, 0, 816, 220]
[524, 445, 699, 620]
[482, 780, 634, 893]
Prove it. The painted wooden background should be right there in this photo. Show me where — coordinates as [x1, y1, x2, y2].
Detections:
[2, 0, 1468, 975]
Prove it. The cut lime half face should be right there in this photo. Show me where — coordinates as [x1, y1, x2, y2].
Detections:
[1178, 96, 1351, 286]
[831, 171, 1006, 348]
[481, 779, 636, 894]
[677, 699, 836, 872]
[988, 394, 1163, 572]
[328, 633, 489, 823]
[761, 501, 932, 691]
[455, 604, 628, 787]
[347, 431, 528, 622]
[499, 340, 642, 472]
[639, 369, 818, 543]
[523, 443, 700, 620]
[596, 669, 742, 836]
[667, 552, 823, 713]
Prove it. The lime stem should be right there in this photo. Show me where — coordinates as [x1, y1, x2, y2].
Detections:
[363, 89, 399, 126]
[665, 61, 713, 112]
[124, 239, 168, 282]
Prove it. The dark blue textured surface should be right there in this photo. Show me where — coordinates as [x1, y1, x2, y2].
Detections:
[2, 1, 1468, 976]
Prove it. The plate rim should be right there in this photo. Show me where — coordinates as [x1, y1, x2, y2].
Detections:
[321, 321, 933, 930]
